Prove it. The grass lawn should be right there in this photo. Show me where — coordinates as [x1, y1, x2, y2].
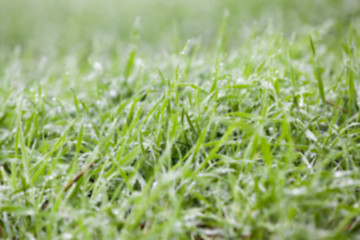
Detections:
[0, 0, 360, 239]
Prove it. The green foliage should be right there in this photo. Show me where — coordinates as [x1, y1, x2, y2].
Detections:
[0, 0, 360, 239]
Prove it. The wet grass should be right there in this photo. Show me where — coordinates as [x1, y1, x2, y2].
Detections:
[0, 0, 360, 239]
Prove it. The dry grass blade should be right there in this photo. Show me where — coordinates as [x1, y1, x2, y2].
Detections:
[325, 99, 350, 115]
[64, 162, 95, 192]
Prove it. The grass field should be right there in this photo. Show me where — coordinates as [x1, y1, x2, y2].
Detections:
[0, 0, 360, 239]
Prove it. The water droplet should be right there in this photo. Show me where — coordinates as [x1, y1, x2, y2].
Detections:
[93, 61, 103, 71]
[109, 90, 117, 98]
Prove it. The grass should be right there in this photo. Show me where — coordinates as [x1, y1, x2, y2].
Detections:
[0, 0, 360, 239]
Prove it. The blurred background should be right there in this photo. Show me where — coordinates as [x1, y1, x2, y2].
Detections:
[0, 0, 359, 55]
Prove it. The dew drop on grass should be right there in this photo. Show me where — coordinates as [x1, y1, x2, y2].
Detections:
[268, 127, 273, 134]
[93, 62, 103, 72]
[109, 90, 117, 98]
[44, 174, 56, 181]
[62, 233, 73, 239]
[173, 221, 183, 232]
[334, 171, 349, 178]
[135, 58, 144, 68]
[305, 129, 317, 142]
[287, 187, 306, 196]
[242, 225, 251, 237]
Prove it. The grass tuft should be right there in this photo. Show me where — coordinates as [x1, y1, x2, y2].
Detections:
[0, 0, 360, 239]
